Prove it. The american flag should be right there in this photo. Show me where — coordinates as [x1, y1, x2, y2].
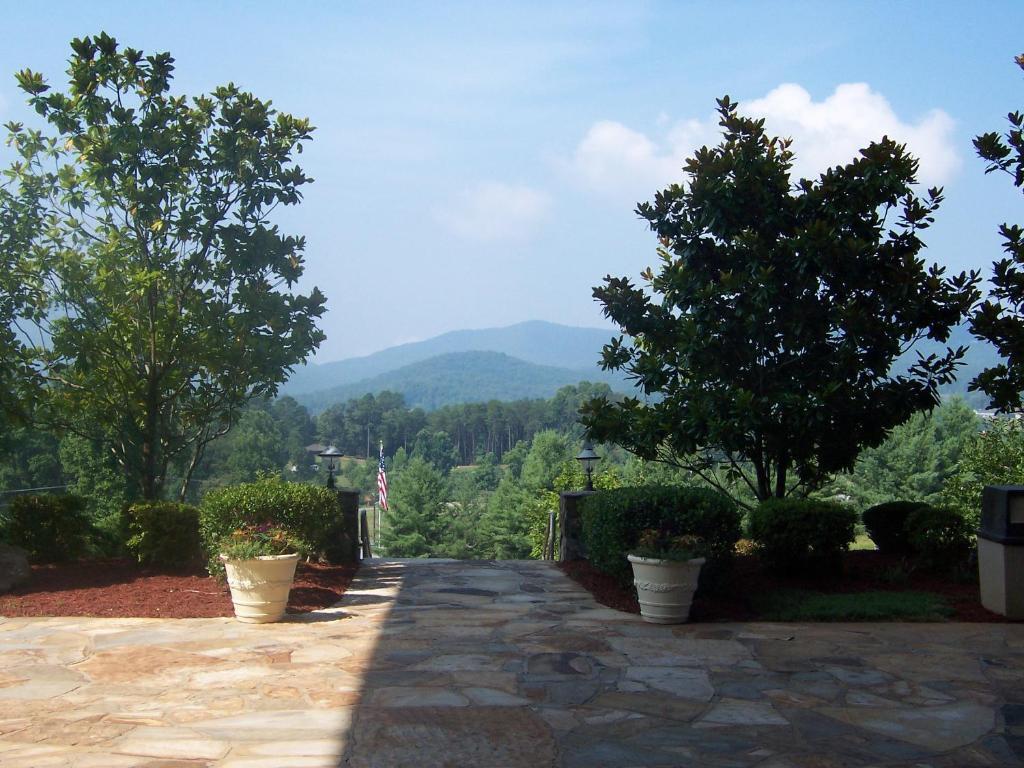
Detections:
[377, 443, 389, 511]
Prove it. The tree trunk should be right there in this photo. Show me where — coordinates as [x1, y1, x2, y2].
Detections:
[141, 412, 159, 500]
[774, 456, 788, 498]
[178, 438, 206, 502]
[752, 455, 771, 502]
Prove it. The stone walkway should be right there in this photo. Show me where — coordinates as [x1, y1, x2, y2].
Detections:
[0, 559, 1022, 767]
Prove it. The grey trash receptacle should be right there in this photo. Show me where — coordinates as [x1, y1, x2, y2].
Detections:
[978, 485, 1024, 619]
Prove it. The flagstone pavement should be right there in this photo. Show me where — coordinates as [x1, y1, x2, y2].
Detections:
[0, 558, 1022, 767]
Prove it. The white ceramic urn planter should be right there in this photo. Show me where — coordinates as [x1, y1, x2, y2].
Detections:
[627, 554, 705, 624]
[221, 553, 300, 624]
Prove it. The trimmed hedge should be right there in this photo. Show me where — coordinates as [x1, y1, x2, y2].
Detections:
[199, 477, 343, 575]
[580, 485, 741, 582]
[748, 498, 857, 575]
[905, 506, 973, 569]
[1, 494, 92, 562]
[862, 501, 928, 554]
[123, 501, 202, 568]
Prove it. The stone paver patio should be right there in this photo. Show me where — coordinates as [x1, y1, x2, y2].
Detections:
[0, 558, 1022, 767]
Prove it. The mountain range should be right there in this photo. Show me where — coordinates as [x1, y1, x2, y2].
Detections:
[281, 320, 616, 396]
[291, 350, 628, 413]
[282, 321, 629, 412]
[282, 320, 1004, 414]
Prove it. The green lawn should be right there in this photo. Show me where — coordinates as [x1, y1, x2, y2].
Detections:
[849, 533, 877, 551]
[753, 589, 953, 621]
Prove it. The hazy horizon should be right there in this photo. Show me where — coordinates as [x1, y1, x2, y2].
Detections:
[298, 318, 618, 366]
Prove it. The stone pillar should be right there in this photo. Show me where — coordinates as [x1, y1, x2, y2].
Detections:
[559, 490, 595, 562]
[330, 488, 361, 563]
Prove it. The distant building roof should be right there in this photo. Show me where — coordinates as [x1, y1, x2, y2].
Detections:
[306, 443, 327, 453]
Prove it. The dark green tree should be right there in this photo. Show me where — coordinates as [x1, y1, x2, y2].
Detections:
[546, 383, 614, 437]
[220, 410, 287, 483]
[316, 403, 349, 449]
[470, 452, 503, 492]
[502, 440, 530, 481]
[1, 33, 326, 500]
[582, 97, 980, 505]
[59, 430, 130, 524]
[380, 456, 446, 557]
[411, 428, 460, 475]
[315, 391, 414, 458]
[478, 476, 535, 559]
[942, 416, 1024, 527]
[969, 53, 1024, 412]
[519, 430, 573, 491]
[0, 427, 63, 494]
[827, 398, 980, 508]
[271, 396, 316, 479]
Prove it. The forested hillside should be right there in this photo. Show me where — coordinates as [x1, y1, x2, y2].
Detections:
[280, 320, 617, 396]
[285, 320, 1000, 416]
[0, 383, 616, 508]
[293, 351, 629, 412]
[313, 382, 615, 463]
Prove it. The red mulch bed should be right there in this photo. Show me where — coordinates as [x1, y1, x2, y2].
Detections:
[561, 550, 1013, 622]
[0, 559, 358, 618]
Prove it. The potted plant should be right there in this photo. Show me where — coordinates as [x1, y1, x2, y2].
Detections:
[627, 528, 706, 624]
[219, 523, 308, 623]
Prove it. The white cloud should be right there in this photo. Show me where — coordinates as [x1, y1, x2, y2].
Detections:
[569, 83, 959, 202]
[744, 83, 959, 186]
[568, 118, 716, 203]
[436, 181, 550, 242]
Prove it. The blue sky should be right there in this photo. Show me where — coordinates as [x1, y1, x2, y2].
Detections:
[2, 2, 1021, 361]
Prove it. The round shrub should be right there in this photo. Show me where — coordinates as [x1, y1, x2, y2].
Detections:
[748, 498, 857, 575]
[199, 476, 342, 575]
[1, 494, 92, 562]
[90, 511, 130, 558]
[905, 506, 973, 569]
[862, 501, 929, 554]
[123, 501, 202, 568]
[580, 485, 741, 583]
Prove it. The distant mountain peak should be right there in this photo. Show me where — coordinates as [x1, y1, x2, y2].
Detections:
[281, 320, 617, 397]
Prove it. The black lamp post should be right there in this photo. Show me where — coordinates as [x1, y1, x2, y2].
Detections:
[576, 442, 600, 492]
[318, 445, 343, 489]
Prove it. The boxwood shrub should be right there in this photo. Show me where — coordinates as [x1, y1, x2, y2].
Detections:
[199, 476, 342, 575]
[748, 498, 857, 575]
[123, 501, 202, 568]
[1, 494, 92, 562]
[862, 501, 929, 554]
[580, 485, 741, 583]
[905, 505, 973, 570]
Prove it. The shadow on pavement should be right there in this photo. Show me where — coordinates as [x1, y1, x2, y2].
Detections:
[330, 559, 1024, 768]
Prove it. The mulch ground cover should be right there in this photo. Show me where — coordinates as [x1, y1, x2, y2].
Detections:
[0, 559, 358, 618]
[561, 549, 1012, 622]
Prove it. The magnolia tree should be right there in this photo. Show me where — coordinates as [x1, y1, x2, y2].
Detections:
[581, 97, 980, 506]
[970, 53, 1024, 412]
[0, 161, 48, 426]
[0, 33, 326, 499]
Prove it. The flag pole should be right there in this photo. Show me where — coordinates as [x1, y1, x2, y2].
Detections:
[376, 440, 386, 551]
